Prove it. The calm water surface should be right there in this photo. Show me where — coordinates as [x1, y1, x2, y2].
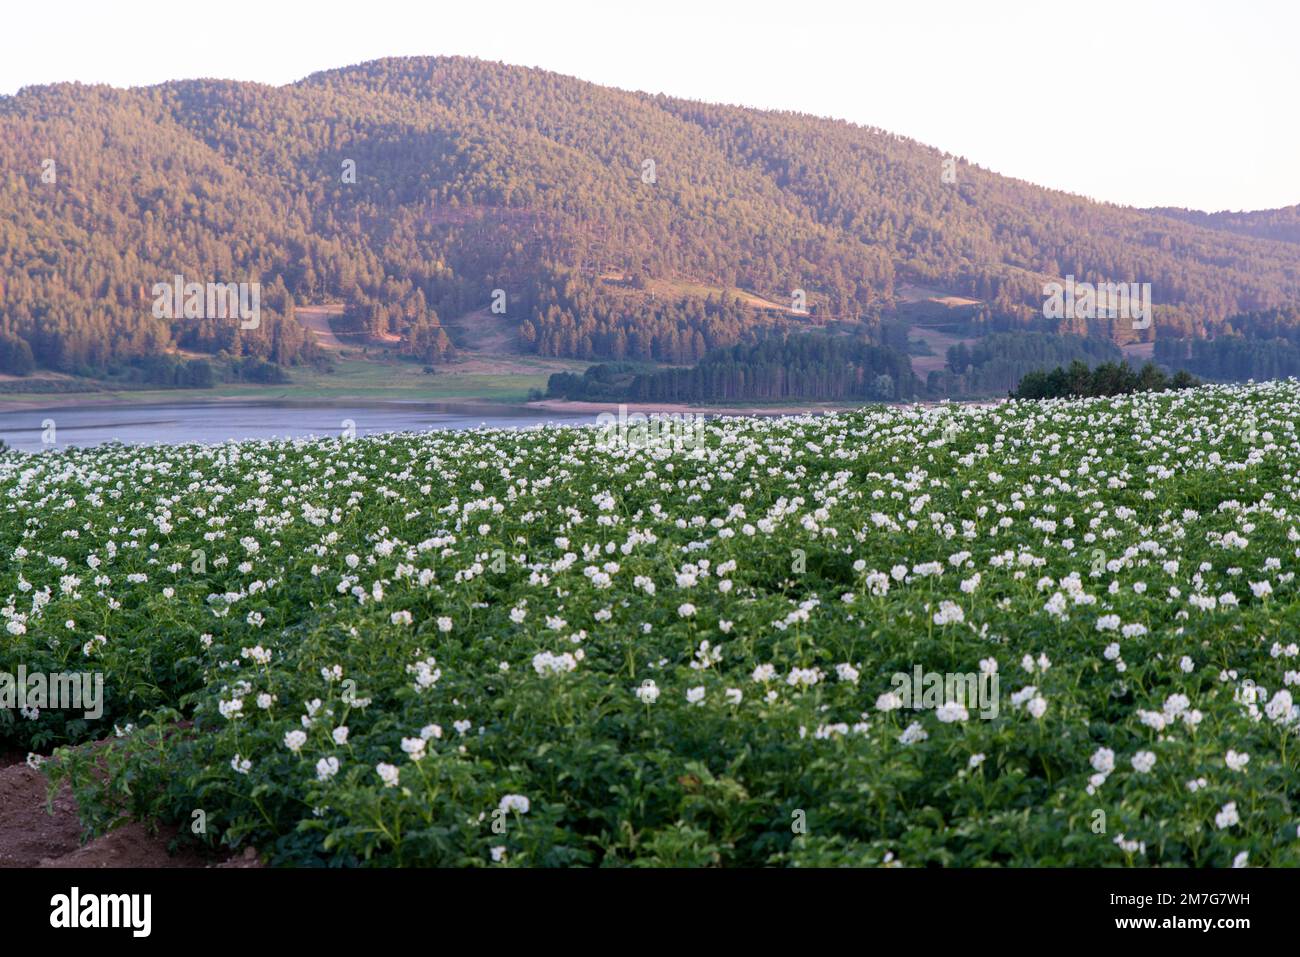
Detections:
[0, 400, 597, 452]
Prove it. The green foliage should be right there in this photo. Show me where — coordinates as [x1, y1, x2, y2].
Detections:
[554, 333, 918, 402]
[5, 381, 1300, 867]
[527, 276, 784, 363]
[933, 333, 1122, 397]
[1157, 307, 1300, 381]
[1013, 360, 1199, 399]
[546, 362, 648, 401]
[0, 333, 36, 375]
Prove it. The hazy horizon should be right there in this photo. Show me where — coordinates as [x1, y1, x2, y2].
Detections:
[2, 0, 1296, 214]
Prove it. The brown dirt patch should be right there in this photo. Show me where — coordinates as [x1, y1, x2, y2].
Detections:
[0, 762, 83, 867]
[297, 304, 348, 350]
[0, 757, 260, 869]
[909, 323, 977, 377]
[897, 282, 981, 307]
[443, 307, 523, 355]
[1121, 341, 1156, 361]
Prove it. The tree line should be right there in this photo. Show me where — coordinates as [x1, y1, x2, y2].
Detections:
[1013, 360, 1199, 400]
[548, 333, 917, 403]
[3, 56, 1298, 379]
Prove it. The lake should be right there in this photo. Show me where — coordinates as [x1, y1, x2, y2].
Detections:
[0, 400, 599, 452]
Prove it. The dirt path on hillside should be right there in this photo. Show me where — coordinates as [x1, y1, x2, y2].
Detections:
[296, 304, 348, 350]
[909, 323, 972, 377]
[434, 306, 596, 376]
[442, 307, 523, 354]
[0, 753, 259, 868]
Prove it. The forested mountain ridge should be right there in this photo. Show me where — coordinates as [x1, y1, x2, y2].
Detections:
[1149, 205, 1300, 247]
[1, 55, 1298, 377]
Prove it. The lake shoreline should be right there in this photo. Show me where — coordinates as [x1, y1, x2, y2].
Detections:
[524, 398, 863, 417]
[0, 390, 866, 418]
[0, 393, 542, 416]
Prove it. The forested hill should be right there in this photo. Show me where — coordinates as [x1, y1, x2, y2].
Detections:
[2, 55, 1298, 375]
[1148, 205, 1300, 247]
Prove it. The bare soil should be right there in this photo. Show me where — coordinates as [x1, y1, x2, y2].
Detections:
[1121, 341, 1157, 362]
[443, 307, 523, 355]
[0, 752, 259, 869]
[909, 322, 977, 377]
[438, 307, 595, 376]
[897, 282, 980, 307]
[296, 303, 350, 350]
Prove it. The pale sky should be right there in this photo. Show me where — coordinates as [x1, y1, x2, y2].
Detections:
[1, 0, 1295, 212]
